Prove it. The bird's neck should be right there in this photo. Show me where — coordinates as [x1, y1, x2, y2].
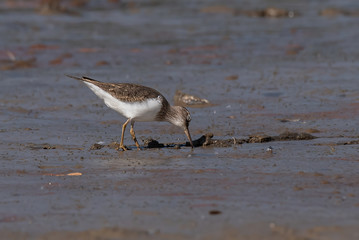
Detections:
[156, 99, 172, 122]
[165, 105, 182, 127]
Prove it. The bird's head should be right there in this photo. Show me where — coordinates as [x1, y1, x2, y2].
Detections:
[168, 106, 194, 148]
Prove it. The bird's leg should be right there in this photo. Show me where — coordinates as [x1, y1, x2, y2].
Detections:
[130, 121, 141, 150]
[118, 118, 131, 151]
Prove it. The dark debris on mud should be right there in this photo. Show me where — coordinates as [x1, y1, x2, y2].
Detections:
[203, 131, 316, 148]
[89, 131, 317, 150]
[338, 140, 359, 145]
[27, 143, 57, 150]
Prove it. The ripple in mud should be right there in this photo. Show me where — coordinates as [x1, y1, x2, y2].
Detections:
[0, 57, 36, 71]
[273, 132, 316, 141]
[319, 8, 359, 17]
[200, 6, 297, 18]
[26, 143, 83, 150]
[235, 7, 297, 18]
[38, 0, 79, 15]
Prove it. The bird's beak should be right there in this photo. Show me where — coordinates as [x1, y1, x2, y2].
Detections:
[184, 127, 194, 148]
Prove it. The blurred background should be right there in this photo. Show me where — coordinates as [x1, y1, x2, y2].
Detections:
[1, 1, 359, 239]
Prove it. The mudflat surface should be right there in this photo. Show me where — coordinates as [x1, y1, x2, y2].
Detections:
[1, 0, 359, 239]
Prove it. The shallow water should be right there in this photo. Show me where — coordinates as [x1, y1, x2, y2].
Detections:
[1, 0, 359, 239]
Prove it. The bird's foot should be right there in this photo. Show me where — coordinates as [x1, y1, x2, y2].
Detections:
[134, 143, 141, 150]
[117, 145, 129, 151]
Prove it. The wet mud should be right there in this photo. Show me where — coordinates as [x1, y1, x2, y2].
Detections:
[1, 0, 359, 239]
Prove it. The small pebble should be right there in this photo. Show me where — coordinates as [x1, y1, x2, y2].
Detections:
[266, 146, 273, 153]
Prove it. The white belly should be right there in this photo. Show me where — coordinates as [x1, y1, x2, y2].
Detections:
[84, 82, 162, 121]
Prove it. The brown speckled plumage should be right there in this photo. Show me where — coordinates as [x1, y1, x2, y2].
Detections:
[66, 75, 173, 121]
[76, 76, 164, 103]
